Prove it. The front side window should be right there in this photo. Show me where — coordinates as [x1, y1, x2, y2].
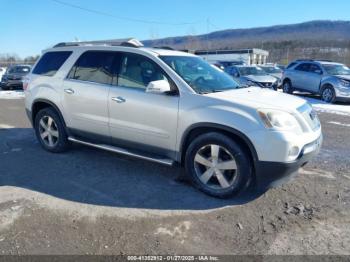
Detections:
[160, 56, 240, 94]
[117, 53, 168, 89]
[308, 64, 322, 74]
[68, 51, 115, 85]
[33, 51, 72, 76]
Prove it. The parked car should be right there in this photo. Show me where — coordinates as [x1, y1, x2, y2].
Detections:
[282, 59, 350, 103]
[0, 64, 31, 90]
[24, 39, 322, 198]
[259, 65, 283, 88]
[225, 65, 279, 90]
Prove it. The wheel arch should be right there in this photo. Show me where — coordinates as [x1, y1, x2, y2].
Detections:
[179, 123, 259, 169]
[283, 77, 291, 85]
[31, 99, 67, 130]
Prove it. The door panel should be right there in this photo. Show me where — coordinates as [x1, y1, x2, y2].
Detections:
[108, 86, 179, 156]
[108, 52, 179, 157]
[304, 64, 322, 93]
[62, 79, 110, 138]
[61, 51, 117, 140]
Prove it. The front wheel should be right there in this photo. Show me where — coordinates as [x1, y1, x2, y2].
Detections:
[321, 86, 336, 103]
[185, 132, 252, 198]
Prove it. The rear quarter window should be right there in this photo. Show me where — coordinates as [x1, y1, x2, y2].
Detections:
[33, 51, 72, 76]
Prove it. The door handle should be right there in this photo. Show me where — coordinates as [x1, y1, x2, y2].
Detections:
[64, 88, 74, 94]
[112, 96, 126, 103]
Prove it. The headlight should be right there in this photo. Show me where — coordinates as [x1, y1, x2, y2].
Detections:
[258, 109, 303, 133]
[246, 80, 256, 86]
[339, 79, 350, 87]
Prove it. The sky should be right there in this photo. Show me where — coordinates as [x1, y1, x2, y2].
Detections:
[0, 0, 349, 58]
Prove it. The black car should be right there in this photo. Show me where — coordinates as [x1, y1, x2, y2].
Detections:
[0, 65, 31, 90]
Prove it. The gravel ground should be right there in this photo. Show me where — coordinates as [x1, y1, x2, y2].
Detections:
[0, 97, 349, 255]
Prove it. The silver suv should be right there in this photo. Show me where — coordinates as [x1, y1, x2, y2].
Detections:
[282, 59, 350, 103]
[24, 39, 322, 198]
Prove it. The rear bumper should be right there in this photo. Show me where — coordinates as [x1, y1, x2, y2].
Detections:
[25, 108, 33, 126]
[255, 135, 322, 189]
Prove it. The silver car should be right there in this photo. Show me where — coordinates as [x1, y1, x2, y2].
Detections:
[225, 65, 279, 90]
[259, 65, 283, 88]
[24, 39, 322, 198]
[282, 59, 350, 103]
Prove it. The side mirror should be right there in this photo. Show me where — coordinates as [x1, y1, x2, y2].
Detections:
[233, 72, 240, 78]
[315, 69, 323, 75]
[145, 80, 171, 94]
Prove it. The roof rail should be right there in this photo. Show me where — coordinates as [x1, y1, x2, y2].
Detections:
[152, 46, 174, 50]
[53, 38, 144, 48]
[294, 59, 314, 62]
[294, 59, 334, 63]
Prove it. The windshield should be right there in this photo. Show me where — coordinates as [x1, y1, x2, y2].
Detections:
[261, 66, 282, 74]
[323, 64, 350, 75]
[238, 66, 267, 76]
[8, 66, 31, 74]
[160, 56, 241, 94]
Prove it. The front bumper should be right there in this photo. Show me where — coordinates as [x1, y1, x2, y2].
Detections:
[255, 134, 322, 189]
[1, 80, 23, 88]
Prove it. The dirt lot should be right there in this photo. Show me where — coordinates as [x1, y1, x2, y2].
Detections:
[0, 95, 350, 255]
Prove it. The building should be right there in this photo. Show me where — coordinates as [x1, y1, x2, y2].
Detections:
[194, 48, 269, 65]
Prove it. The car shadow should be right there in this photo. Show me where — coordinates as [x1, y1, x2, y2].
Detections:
[0, 128, 266, 211]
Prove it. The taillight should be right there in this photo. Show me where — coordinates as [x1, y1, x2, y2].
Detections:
[23, 77, 29, 90]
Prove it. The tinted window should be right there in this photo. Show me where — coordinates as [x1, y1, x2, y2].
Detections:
[287, 62, 297, 69]
[8, 66, 31, 74]
[295, 63, 310, 72]
[117, 53, 168, 89]
[69, 51, 116, 85]
[33, 52, 71, 76]
[308, 64, 322, 74]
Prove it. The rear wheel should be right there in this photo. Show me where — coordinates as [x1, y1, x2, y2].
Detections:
[185, 132, 252, 198]
[282, 80, 293, 94]
[34, 107, 69, 153]
[321, 85, 336, 103]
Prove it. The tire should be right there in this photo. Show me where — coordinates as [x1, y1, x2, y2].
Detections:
[1, 86, 8, 91]
[34, 107, 69, 153]
[321, 85, 336, 103]
[185, 132, 252, 198]
[282, 80, 293, 94]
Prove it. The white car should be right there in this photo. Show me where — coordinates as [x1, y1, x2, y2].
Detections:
[24, 39, 322, 198]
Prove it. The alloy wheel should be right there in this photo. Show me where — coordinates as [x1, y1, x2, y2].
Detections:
[38, 116, 59, 147]
[194, 144, 238, 190]
[322, 88, 334, 103]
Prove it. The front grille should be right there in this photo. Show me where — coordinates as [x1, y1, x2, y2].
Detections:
[297, 103, 321, 131]
[259, 82, 273, 88]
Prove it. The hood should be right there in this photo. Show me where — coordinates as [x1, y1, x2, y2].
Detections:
[242, 75, 277, 83]
[206, 87, 306, 110]
[269, 73, 282, 79]
[335, 75, 350, 81]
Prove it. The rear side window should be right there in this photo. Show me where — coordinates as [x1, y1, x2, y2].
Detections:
[68, 51, 116, 85]
[33, 51, 72, 76]
[295, 63, 310, 72]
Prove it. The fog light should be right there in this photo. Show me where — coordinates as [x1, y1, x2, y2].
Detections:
[288, 146, 299, 157]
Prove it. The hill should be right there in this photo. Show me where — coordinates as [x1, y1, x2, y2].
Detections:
[143, 20, 350, 64]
